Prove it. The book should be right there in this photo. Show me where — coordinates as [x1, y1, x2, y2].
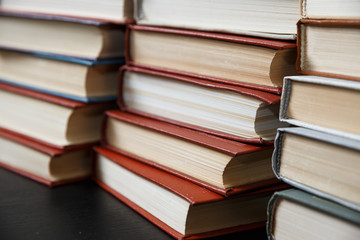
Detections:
[267, 189, 360, 240]
[0, 49, 124, 102]
[0, 82, 115, 148]
[273, 127, 360, 211]
[301, 0, 360, 19]
[93, 146, 286, 239]
[0, 127, 92, 186]
[297, 19, 360, 81]
[279, 75, 360, 140]
[0, 11, 126, 59]
[0, 0, 134, 23]
[126, 25, 297, 94]
[118, 66, 288, 144]
[102, 110, 280, 196]
[134, 0, 300, 40]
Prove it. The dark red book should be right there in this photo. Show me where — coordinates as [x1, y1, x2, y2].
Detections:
[102, 110, 280, 196]
[126, 24, 297, 94]
[93, 146, 288, 239]
[118, 65, 285, 144]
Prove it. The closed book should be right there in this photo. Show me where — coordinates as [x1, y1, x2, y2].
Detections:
[0, 127, 92, 186]
[279, 75, 360, 140]
[0, 11, 126, 59]
[273, 127, 360, 211]
[267, 189, 360, 240]
[296, 19, 360, 81]
[0, 0, 134, 23]
[126, 25, 297, 94]
[301, 0, 360, 19]
[134, 0, 300, 40]
[118, 65, 287, 144]
[102, 110, 280, 196]
[0, 82, 115, 149]
[93, 146, 287, 239]
[0, 49, 124, 103]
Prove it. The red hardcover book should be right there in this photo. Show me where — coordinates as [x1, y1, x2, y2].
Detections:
[118, 65, 285, 144]
[0, 81, 115, 149]
[126, 25, 297, 94]
[93, 146, 288, 239]
[0, 127, 93, 186]
[102, 110, 280, 196]
[296, 19, 360, 81]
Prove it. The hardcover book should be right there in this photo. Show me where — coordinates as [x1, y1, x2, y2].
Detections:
[0, 49, 124, 102]
[0, 0, 134, 23]
[267, 189, 360, 240]
[0, 82, 115, 148]
[297, 19, 360, 81]
[0, 127, 92, 186]
[0, 11, 126, 59]
[93, 146, 286, 239]
[273, 127, 360, 211]
[102, 110, 280, 196]
[126, 25, 297, 94]
[118, 66, 287, 144]
[279, 75, 360, 140]
[134, 0, 300, 40]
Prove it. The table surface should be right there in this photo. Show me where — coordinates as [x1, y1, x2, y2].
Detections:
[0, 168, 267, 240]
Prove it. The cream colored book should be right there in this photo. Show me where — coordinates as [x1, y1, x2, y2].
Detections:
[0, 49, 122, 102]
[0, 82, 114, 148]
[0, 11, 126, 59]
[280, 75, 360, 140]
[0, 0, 134, 23]
[273, 127, 360, 211]
[134, 0, 300, 40]
[267, 189, 360, 240]
[301, 0, 360, 19]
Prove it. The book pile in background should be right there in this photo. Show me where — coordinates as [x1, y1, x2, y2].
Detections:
[267, 1, 360, 239]
[0, 5, 131, 185]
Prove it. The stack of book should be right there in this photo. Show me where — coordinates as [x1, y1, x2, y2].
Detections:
[0, 6, 131, 186]
[267, 1, 360, 239]
[92, 1, 301, 239]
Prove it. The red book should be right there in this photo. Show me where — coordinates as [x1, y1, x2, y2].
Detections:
[118, 65, 286, 144]
[126, 25, 297, 94]
[93, 146, 287, 239]
[102, 110, 280, 196]
[0, 127, 92, 186]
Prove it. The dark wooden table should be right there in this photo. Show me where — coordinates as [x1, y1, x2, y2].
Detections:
[0, 168, 267, 240]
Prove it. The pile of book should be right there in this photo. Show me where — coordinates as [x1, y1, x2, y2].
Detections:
[0, 6, 130, 185]
[91, 1, 300, 239]
[267, 1, 360, 239]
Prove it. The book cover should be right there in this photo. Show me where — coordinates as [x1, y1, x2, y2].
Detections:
[126, 25, 297, 94]
[102, 110, 281, 196]
[118, 65, 284, 144]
